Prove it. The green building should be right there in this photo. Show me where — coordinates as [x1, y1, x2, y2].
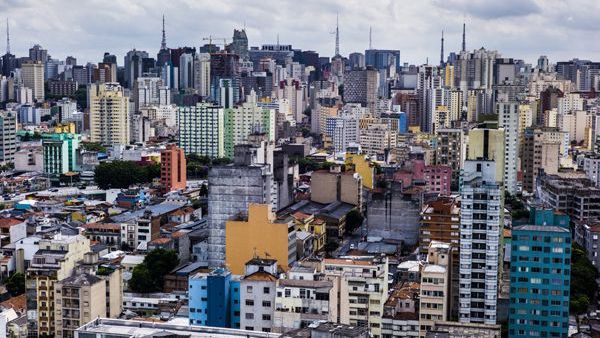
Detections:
[223, 102, 275, 158]
[42, 133, 80, 175]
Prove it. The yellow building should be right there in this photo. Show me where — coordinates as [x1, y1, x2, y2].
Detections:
[54, 122, 76, 134]
[291, 211, 327, 252]
[444, 64, 454, 89]
[226, 204, 296, 275]
[345, 153, 375, 190]
[467, 126, 505, 183]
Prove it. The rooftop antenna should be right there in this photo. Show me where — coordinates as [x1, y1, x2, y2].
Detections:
[335, 13, 340, 56]
[160, 14, 167, 50]
[369, 26, 372, 50]
[5, 18, 9, 55]
[461, 18, 466, 52]
[440, 29, 444, 66]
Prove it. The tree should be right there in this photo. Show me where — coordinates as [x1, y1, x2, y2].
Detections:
[212, 157, 232, 166]
[5, 272, 25, 296]
[570, 243, 599, 314]
[94, 161, 160, 189]
[570, 294, 590, 315]
[81, 142, 107, 153]
[345, 209, 364, 234]
[129, 249, 180, 293]
[324, 242, 339, 257]
[128, 265, 155, 293]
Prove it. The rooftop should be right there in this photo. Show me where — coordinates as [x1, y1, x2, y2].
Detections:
[513, 225, 570, 233]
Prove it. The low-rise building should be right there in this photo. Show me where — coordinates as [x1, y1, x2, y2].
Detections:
[240, 259, 278, 333]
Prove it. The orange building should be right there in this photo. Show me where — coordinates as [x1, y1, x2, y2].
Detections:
[160, 144, 187, 193]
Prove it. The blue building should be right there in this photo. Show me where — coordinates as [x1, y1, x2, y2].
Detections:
[398, 112, 408, 133]
[509, 225, 571, 338]
[189, 268, 241, 329]
[529, 206, 570, 228]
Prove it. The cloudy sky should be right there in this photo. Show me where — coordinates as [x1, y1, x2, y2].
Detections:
[2, 0, 599, 66]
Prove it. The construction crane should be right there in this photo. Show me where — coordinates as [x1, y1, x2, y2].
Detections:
[202, 35, 228, 53]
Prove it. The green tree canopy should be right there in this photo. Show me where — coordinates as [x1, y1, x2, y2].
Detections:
[570, 243, 599, 314]
[345, 209, 364, 234]
[94, 161, 160, 190]
[5, 272, 25, 296]
[129, 249, 180, 293]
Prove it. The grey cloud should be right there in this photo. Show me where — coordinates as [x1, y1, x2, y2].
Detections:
[431, 0, 541, 19]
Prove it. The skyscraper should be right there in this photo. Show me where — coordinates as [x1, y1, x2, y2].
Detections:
[177, 103, 224, 157]
[508, 225, 571, 338]
[124, 49, 149, 88]
[229, 29, 249, 60]
[497, 102, 519, 195]
[0, 110, 16, 164]
[344, 68, 379, 114]
[459, 159, 503, 325]
[88, 83, 130, 145]
[193, 53, 211, 97]
[21, 61, 45, 101]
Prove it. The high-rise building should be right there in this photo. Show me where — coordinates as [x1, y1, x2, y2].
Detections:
[325, 114, 359, 154]
[160, 144, 187, 193]
[467, 124, 505, 183]
[193, 53, 211, 97]
[124, 49, 149, 88]
[365, 49, 401, 70]
[229, 29, 249, 60]
[207, 160, 272, 268]
[42, 133, 80, 175]
[29, 44, 48, 63]
[177, 103, 224, 157]
[459, 159, 503, 325]
[344, 68, 379, 114]
[275, 78, 305, 122]
[93, 62, 117, 83]
[508, 225, 571, 338]
[21, 61, 45, 101]
[133, 76, 170, 111]
[521, 127, 563, 193]
[89, 83, 130, 145]
[497, 102, 519, 195]
[223, 97, 275, 158]
[179, 53, 194, 89]
[348, 52, 365, 70]
[0, 110, 16, 164]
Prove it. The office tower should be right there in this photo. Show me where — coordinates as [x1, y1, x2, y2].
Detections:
[344, 68, 379, 114]
[177, 103, 224, 157]
[219, 78, 239, 109]
[419, 242, 451, 337]
[435, 128, 465, 189]
[365, 49, 401, 70]
[54, 273, 107, 338]
[210, 52, 240, 92]
[538, 87, 563, 125]
[160, 144, 187, 193]
[459, 159, 503, 325]
[26, 234, 91, 337]
[497, 102, 519, 195]
[326, 114, 359, 153]
[124, 49, 149, 88]
[193, 53, 211, 97]
[223, 98, 275, 158]
[0, 111, 16, 164]
[454, 48, 499, 91]
[44, 58, 64, 80]
[226, 204, 296, 275]
[448, 89, 463, 121]
[28, 44, 48, 63]
[229, 29, 249, 59]
[89, 83, 130, 145]
[417, 65, 444, 132]
[508, 225, 571, 338]
[521, 127, 563, 193]
[207, 157, 272, 268]
[179, 53, 193, 89]
[133, 76, 169, 111]
[21, 61, 45, 101]
[42, 133, 80, 175]
[349, 52, 365, 70]
[189, 268, 241, 328]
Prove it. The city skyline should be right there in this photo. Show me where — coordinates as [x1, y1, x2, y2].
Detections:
[3, 0, 600, 65]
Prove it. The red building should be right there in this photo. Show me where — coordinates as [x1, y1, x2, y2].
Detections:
[160, 145, 187, 193]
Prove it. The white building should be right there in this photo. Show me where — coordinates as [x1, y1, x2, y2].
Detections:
[419, 242, 451, 337]
[240, 259, 278, 333]
[0, 111, 17, 164]
[557, 92, 584, 115]
[497, 101, 519, 194]
[193, 53, 211, 97]
[458, 160, 502, 325]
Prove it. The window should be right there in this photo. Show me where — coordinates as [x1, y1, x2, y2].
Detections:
[262, 314, 271, 321]
[246, 286, 253, 293]
[262, 301, 271, 307]
[263, 287, 270, 294]
[245, 300, 254, 306]
[245, 313, 254, 319]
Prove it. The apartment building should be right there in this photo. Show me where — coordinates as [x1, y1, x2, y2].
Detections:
[89, 82, 130, 145]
